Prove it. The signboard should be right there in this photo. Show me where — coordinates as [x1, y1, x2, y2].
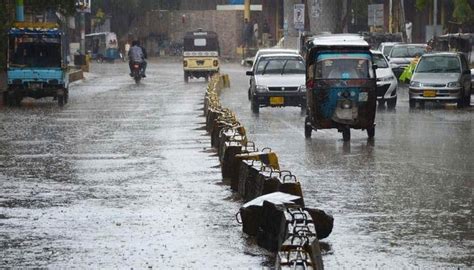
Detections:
[368, 4, 384, 27]
[294, 4, 305, 31]
[76, 0, 91, 13]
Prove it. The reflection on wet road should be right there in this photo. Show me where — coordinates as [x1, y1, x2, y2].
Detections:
[220, 64, 473, 268]
[0, 61, 472, 268]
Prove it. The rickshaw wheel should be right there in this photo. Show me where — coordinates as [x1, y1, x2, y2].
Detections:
[367, 127, 375, 138]
[342, 128, 350, 141]
[409, 99, 416, 109]
[304, 124, 312, 138]
[184, 72, 189, 83]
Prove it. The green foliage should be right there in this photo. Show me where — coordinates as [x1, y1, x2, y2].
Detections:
[416, 0, 429, 11]
[453, 0, 474, 24]
[25, 0, 76, 16]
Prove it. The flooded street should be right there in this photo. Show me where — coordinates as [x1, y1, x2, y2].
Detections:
[220, 64, 474, 268]
[1, 60, 473, 268]
[0, 61, 268, 268]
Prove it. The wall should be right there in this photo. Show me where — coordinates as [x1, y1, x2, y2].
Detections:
[137, 10, 245, 59]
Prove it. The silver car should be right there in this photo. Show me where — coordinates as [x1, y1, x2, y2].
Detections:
[246, 54, 306, 113]
[409, 52, 472, 108]
[388, 44, 427, 79]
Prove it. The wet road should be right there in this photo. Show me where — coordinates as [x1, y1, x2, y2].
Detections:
[0, 60, 268, 268]
[220, 64, 474, 268]
[0, 60, 472, 268]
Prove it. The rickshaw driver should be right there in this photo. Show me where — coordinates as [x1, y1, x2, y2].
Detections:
[128, 40, 147, 77]
[328, 60, 358, 79]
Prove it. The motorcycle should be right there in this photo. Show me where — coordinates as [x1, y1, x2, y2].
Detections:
[130, 62, 143, 84]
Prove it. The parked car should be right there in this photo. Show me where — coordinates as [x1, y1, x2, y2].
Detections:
[409, 52, 472, 108]
[246, 53, 306, 113]
[377, 42, 402, 58]
[388, 44, 428, 79]
[372, 50, 398, 108]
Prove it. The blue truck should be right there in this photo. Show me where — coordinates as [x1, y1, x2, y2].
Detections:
[4, 22, 69, 107]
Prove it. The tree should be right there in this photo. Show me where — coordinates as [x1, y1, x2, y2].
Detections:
[453, 0, 473, 24]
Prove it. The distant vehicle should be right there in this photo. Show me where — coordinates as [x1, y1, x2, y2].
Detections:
[388, 44, 428, 79]
[4, 22, 69, 107]
[372, 50, 398, 108]
[247, 48, 300, 100]
[246, 53, 306, 113]
[304, 34, 377, 141]
[409, 52, 471, 108]
[377, 42, 402, 58]
[183, 29, 220, 82]
[85, 32, 120, 62]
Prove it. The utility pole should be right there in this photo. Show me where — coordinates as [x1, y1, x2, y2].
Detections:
[244, 0, 251, 21]
[389, 0, 393, 33]
[433, 0, 438, 36]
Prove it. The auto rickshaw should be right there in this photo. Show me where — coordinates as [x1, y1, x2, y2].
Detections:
[183, 29, 220, 82]
[304, 34, 377, 141]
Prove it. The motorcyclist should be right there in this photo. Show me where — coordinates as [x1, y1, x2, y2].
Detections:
[128, 40, 147, 77]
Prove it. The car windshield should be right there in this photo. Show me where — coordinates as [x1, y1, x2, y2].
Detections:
[373, 53, 389, 68]
[415, 56, 461, 73]
[314, 53, 373, 79]
[382, 45, 393, 56]
[256, 57, 305, 75]
[390, 46, 426, 58]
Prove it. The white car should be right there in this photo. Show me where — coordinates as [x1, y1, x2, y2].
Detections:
[247, 48, 300, 100]
[246, 53, 306, 113]
[372, 50, 398, 108]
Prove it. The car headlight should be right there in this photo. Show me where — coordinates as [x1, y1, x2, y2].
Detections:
[299, 85, 307, 92]
[447, 82, 461, 88]
[255, 85, 268, 93]
[379, 75, 395, 82]
[410, 81, 422, 87]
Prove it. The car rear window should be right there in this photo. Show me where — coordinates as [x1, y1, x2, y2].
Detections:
[390, 46, 426, 58]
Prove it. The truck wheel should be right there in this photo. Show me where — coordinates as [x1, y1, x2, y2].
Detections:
[58, 94, 65, 107]
[342, 128, 350, 141]
[184, 72, 189, 83]
[251, 99, 259, 114]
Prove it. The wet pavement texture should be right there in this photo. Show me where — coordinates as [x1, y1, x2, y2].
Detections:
[0, 60, 269, 268]
[0, 60, 472, 269]
[220, 64, 473, 268]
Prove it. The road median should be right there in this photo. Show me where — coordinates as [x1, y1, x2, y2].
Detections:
[203, 73, 333, 269]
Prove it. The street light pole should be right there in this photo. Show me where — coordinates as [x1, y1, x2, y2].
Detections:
[433, 0, 438, 36]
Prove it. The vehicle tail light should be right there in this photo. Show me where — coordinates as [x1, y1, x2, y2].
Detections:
[183, 60, 188, 67]
[133, 64, 139, 68]
[213, 60, 218, 67]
